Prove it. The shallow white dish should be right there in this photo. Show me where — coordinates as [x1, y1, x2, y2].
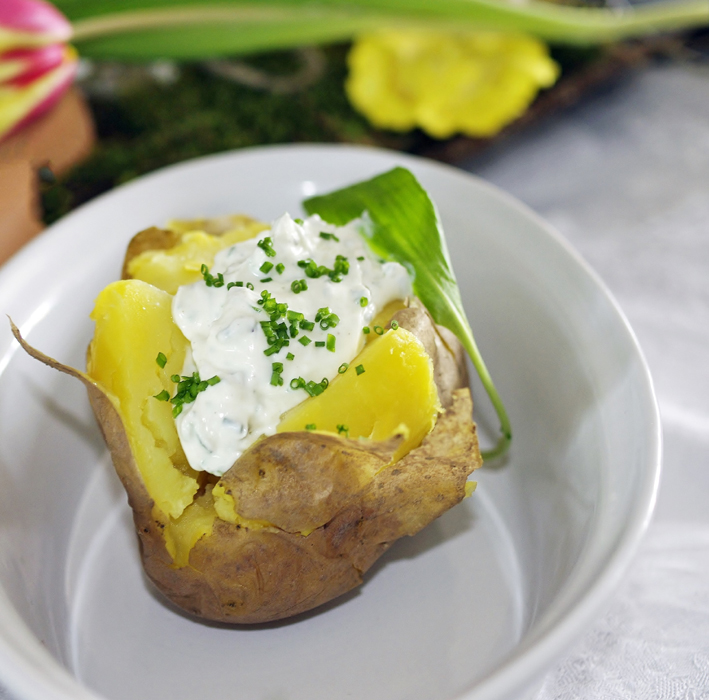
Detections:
[0, 144, 660, 700]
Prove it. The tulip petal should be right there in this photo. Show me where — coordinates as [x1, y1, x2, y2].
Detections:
[0, 44, 76, 141]
[0, 43, 64, 83]
[0, 0, 71, 52]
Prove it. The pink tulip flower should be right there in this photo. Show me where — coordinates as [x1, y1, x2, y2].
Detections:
[0, 0, 76, 142]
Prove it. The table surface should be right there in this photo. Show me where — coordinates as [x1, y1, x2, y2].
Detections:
[466, 61, 709, 699]
[2, 59, 708, 700]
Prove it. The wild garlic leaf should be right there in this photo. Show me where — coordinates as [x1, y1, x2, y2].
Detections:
[303, 167, 511, 459]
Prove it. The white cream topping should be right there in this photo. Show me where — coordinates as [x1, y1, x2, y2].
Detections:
[171, 213, 412, 476]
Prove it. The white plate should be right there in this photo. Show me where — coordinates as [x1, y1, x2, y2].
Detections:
[0, 144, 661, 700]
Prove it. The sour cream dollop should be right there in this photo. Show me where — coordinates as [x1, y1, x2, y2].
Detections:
[171, 213, 412, 476]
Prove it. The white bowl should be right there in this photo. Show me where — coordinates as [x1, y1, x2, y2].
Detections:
[0, 144, 660, 700]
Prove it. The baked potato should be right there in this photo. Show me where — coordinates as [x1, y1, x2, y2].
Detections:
[12, 212, 482, 624]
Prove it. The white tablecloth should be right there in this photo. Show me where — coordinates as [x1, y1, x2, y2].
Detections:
[468, 62, 709, 699]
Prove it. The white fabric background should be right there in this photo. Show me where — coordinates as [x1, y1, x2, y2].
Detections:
[469, 62, 709, 699]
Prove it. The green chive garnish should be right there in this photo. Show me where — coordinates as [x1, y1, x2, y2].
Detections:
[326, 334, 336, 352]
[156, 352, 167, 368]
[260, 261, 274, 273]
[374, 325, 384, 335]
[294, 218, 304, 225]
[260, 277, 273, 283]
[276, 263, 285, 274]
[363, 326, 370, 334]
[360, 297, 368, 307]
[319, 231, 340, 242]
[337, 424, 349, 436]
[356, 364, 365, 375]
[305, 423, 316, 430]
[257, 237, 276, 257]
[154, 389, 170, 401]
[314, 341, 325, 347]
[338, 363, 348, 374]
[299, 336, 312, 346]
[391, 320, 399, 330]
[357, 256, 365, 261]
[286, 352, 295, 361]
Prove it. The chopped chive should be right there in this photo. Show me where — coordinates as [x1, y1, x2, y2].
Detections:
[294, 218, 304, 225]
[319, 231, 340, 242]
[314, 341, 326, 347]
[374, 325, 384, 335]
[270, 372, 284, 387]
[356, 364, 365, 375]
[264, 345, 280, 356]
[153, 389, 170, 401]
[260, 261, 274, 273]
[246, 282, 254, 290]
[286, 352, 295, 361]
[299, 336, 312, 346]
[338, 362, 349, 374]
[299, 319, 315, 331]
[272, 362, 284, 372]
[171, 374, 181, 383]
[260, 277, 273, 283]
[337, 424, 349, 436]
[257, 237, 276, 257]
[276, 263, 285, 274]
[359, 297, 368, 307]
[290, 377, 305, 390]
[305, 423, 316, 430]
[327, 334, 336, 352]
[156, 352, 167, 368]
[362, 326, 370, 335]
[357, 256, 365, 261]
[391, 320, 399, 330]
[172, 405, 183, 418]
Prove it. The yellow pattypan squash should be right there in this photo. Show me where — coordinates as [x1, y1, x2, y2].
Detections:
[346, 30, 559, 139]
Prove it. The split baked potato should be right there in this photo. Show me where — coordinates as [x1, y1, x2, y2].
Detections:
[13, 213, 482, 624]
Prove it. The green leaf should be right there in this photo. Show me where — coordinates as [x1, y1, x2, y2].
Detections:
[303, 167, 512, 460]
[64, 0, 709, 59]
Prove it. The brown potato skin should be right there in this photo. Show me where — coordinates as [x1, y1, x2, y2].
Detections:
[139, 389, 480, 623]
[11, 221, 484, 624]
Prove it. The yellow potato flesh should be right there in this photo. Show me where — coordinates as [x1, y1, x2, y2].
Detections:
[278, 327, 440, 463]
[87, 279, 198, 520]
[90, 229, 441, 567]
[127, 221, 267, 294]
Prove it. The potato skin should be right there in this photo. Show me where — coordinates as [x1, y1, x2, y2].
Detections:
[11, 219, 483, 624]
[139, 389, 480, 623]
[12, 317, 482, 624]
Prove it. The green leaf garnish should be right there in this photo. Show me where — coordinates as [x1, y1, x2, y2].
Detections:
[304, 167, 511, 460]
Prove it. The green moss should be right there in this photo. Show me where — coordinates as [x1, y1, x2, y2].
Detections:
[42, 46, 404, 224]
